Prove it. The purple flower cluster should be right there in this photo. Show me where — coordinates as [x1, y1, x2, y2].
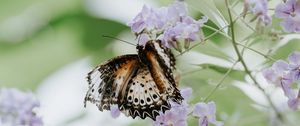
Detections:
[244, 0, 272, 26]
[0, 88, 43, 126]
[153, 88, 223, 126]
[153, 88, 191, 126]
[244, 0, 272, 25]
[128, 1, 208, 50]
[243, 0, 300, 32]
[262, 51, 300, 110]
[193, 102, 223, 126]
[153, 101, 188, 126]
[275, 0, 300, 33]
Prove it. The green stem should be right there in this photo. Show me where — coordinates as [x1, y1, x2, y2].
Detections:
[236, 42, 276, 61]
[231, 10, 256, 32]
[203, 25, 275, 61]
[225, 0, 284, 122]
[204, 61, 238, 102]
[176, 25, 229, 57]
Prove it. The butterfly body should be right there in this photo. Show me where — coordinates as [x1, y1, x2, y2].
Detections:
[84, 40, 183, 120]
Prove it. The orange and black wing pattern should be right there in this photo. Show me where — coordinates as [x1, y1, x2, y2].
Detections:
[137, 40, 183, 104]
[84, 54, 139, 110]
[85, 40, 183, 120]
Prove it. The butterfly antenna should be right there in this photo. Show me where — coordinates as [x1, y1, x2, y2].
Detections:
[102, 35, 136, 46]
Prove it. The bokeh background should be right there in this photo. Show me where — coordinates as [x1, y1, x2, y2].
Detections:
[1, 0, 300, 126]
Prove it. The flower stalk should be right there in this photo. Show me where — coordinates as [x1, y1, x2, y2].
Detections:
[225, 0, 285, 122]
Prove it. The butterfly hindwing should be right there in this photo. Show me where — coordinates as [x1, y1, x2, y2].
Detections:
[84, 54, 139, 111]
[119, 66, 170, 120]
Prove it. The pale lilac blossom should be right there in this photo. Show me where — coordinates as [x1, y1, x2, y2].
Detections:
[128, 5, 159, 33]
[263, 51, 300, 110]
[128, 1, 207, 49]
[193, 102, 223, 126]
[160, 16, 208, 48]
[275, 0, 300, 32]
[244, 0, 272, 25]
[153, 88, 223, 126]
[288, 51, 300, 82]
[157, 1, 188, 29]
[153, 88, 192, 126]
[0, 88, 43, 126]
[180, 87, 193, 100]
[288, 96, 300, 110]
[262, 60, 295, 99]
[262, 60, 290, 85]
[153, 101, 188, 126]
[245, 0, 272, 25]
[110, 104, 121, 118]
[137, 33, 150, 46]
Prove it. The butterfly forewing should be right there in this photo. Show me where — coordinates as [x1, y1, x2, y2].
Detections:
[138, 41, 183, 103]
[151, 40, 176, 70]
[84, 55, 139, 110]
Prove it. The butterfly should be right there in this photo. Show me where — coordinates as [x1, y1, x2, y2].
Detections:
[84, 40, 183, 120]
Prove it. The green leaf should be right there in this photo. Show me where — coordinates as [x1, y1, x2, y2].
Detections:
[81, 17, 128, 51]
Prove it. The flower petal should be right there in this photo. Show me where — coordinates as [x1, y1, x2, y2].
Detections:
[288, 98, 300, 110]
[288, 51, 300, 67]
[262, 68, 278, 84]
[272, 60, 289, 74]
[180, 87, 193, 100]
[193, 102, 208, 117]
[110, 104, 121, 118]
[137, 33, 150, 46]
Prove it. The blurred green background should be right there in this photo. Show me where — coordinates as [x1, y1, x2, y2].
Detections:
[1, 0, 300, 126]
[0, 0, 129, 89]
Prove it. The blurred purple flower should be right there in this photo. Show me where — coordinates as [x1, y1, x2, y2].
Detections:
[288, 51, 300, 82]
[161, 16, 207, 48]
[110, 104, 121, 118]
[157, 1, 188, 30]
[193, 101, 223, 126]
[180, 87, 193, 100]
[128, 5, 159, 33]
[153, 101, 188, 126]
[262, 60, 290, 85]
[128, 1, 187, 35]
[288, 95, 300, 110]
[0, 88, 43, 126]
[244, 0, 272, 25]
[153, 88, 192, 126]
[160, 27, 177, 48]
[262, 60, 294, 98]
[137, 33, 150, 46]
[263, 51, 300, 110]
[286, 51, 300, 110]
[128, 1, 207, 48]
[275, 0, 300, 32]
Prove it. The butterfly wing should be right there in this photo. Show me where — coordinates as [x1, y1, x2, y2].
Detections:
[119, 66, 170, 120]
[85, 40, 182, 120]
[148, 40, 176, 70]
[138, 40, 183, 104]
[84, 54, 139, 111]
